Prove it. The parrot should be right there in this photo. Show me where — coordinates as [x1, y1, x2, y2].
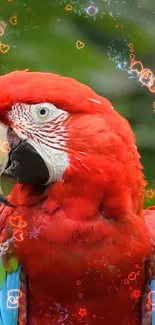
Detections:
[0, 69, 154, 325]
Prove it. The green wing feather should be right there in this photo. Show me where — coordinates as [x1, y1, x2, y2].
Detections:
[0, 242, 19, 290]
[0, 258, 6, 289]
[5, 255, 19, 273]
[1, 246, 19, 273]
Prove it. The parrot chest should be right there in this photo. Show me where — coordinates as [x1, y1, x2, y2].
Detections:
[7, 205, 152, 325]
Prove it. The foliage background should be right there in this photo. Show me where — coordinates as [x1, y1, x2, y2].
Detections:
[0, 0, 155, 207]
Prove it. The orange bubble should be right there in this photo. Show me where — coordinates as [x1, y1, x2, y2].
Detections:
[0, 42, 10, 54]
[0, 141, 10, 153]
[124, 279, 129, 284]
[128, 43, 133, 48]
[9, 215, 22, 227]
[0, 27, 4, 37]
[144, 180, 148, 186]
[0, 21, 6, 29]
[13, 229, 24, 242]
[149, 78, 155, 93]
[9, 15, 17, 25]
[141, 68, 153, 78]
[139, 69, 153, 87]
[130, 54, 136, 61]
[19, 221, 27, 229]
[148, 290, 155, 306]
[128, 272, 136, 281]
[130, 59, 155, 94]
[130, 61, 144, 74]
[77, 280, 81, 285]
[66, 4, 73, 11]
[76, 40, 85, 49]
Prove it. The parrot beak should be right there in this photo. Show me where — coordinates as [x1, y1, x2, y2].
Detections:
[0, 123, 49, 201]
[0, 123, 14, 206]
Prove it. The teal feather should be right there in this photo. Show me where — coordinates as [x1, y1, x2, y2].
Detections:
[0, 265, 21, 325]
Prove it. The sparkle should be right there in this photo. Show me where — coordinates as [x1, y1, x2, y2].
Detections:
[116, 62, 124, 70]
[132, 290, 141, 298]
[78, 308, 87, 317]
[88, 98, 101, 104]
[85, 5, 98, 16]
[27, 226, 42, 239]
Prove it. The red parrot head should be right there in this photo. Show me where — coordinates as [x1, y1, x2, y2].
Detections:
[0, 70, 144, 220]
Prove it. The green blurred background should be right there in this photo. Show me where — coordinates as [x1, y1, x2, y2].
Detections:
[0, 0, 155, 207]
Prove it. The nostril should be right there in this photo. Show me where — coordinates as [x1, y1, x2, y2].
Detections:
[7, 127, 21, 151]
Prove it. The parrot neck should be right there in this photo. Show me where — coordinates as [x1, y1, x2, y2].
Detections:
[42, 159, 144, 222]
[9, 152, 144, 222]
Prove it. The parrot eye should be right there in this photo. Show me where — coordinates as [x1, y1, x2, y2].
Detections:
[34, 103, 55, 122]
[36, 106, 50, 119]
[39, 108, 46, 116]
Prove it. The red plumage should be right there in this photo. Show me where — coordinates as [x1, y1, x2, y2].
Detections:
[0, 70, 152, 325]
[0, 70, 102, 116]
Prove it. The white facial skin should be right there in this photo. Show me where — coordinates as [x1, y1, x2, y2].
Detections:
[8, 102, 69, 184]
[0, 123, 11, 199]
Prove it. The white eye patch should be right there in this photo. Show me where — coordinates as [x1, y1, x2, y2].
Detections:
[31, 102, 67, 124]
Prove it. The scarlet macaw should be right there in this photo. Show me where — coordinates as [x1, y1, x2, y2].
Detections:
[0, 70, 154, 325]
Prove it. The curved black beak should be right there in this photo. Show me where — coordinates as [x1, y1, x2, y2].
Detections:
[0, 124, 49, 207]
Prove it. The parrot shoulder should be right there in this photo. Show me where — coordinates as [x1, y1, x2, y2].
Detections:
[0, 201, 18, 287]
